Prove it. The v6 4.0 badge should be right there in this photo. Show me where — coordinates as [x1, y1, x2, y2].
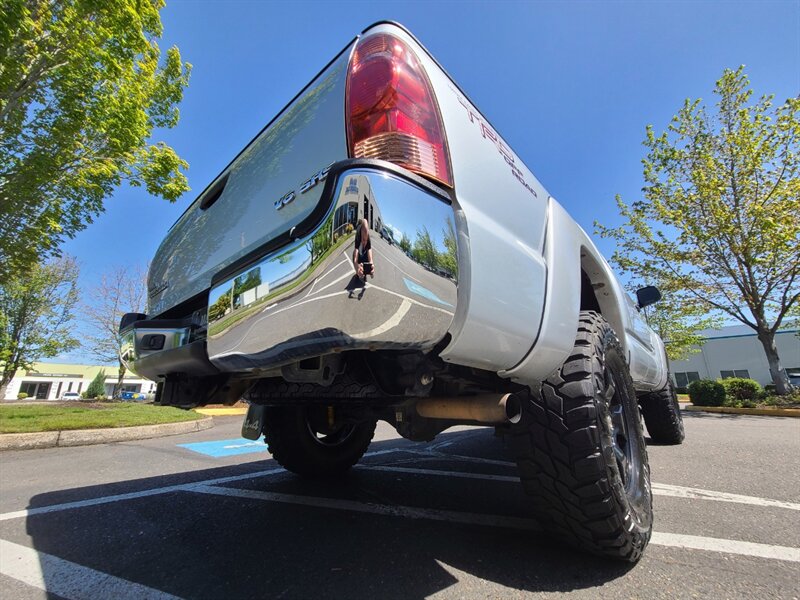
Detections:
[274, 164, 333, 210]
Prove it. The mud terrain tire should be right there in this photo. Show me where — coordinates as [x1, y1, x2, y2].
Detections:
[263, 406, 376, 478]
[509, 311, 653, 562]
[639, 381, 685, 445]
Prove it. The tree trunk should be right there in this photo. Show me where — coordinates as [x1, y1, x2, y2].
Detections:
[0, 369, 15, 400]
[113, 362, 126, 399]
[756, 329, 791, 395]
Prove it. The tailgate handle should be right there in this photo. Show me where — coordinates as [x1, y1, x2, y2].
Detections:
[200, 173, 230, 210]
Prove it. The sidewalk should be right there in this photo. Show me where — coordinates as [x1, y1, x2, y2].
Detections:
[0, 416, 214, 451]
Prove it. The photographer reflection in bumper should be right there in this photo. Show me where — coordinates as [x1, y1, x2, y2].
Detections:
[349, 218, 375, 299]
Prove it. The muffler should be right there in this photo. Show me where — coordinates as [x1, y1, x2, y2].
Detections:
[415, 393, 522, 424]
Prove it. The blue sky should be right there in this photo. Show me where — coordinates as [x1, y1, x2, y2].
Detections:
[58, 0, 799, 362]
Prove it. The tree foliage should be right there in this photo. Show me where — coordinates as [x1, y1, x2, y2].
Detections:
[0, 0, 191, 283]
[412, 226, 439, 271]
[640, 278, 721, 361]
[83, 265, 146, 397]
[0, 256, 80, 397]
[597, 67, 799, 393]
[440, 217, 459, 279]
[399, 233, 412, 254]
[85, 368, 107, 399]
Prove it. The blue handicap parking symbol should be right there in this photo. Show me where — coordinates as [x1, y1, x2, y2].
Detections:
[178, 436, 269, 458]
[403, 277, 453, 307]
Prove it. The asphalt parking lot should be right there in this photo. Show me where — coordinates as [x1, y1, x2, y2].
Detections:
[1, 411, 798, 599]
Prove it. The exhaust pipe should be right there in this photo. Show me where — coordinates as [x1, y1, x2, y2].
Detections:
[415, 393, 522, 424]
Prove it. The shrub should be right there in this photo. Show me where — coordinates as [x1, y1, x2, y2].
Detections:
[85, 369, 107, 399]
[762, 391, 800, 407]
[720, 378, 761, 403]
[674, 386, 689, 395]
[740, 399, 757, 409]
[17, 392, 28, 400]
[688, 379, 726, 406]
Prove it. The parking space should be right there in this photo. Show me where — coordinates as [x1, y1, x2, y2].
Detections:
[1, 412, 798, 599]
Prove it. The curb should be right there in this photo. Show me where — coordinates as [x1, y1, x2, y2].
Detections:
[683, 405, 800, 418]
[195, 407, 248, 416]
[0, 416, 214, 451]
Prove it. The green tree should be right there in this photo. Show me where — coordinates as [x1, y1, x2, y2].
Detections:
[85, 369, 107, 399]
[412, 227, 439, 270]
[439, 217, 458, 279]
[0, 0, 191, 283]
[399, 233, 412, 255]
[208, 288, 232, 323]
[638, 279, 721, 361]
[597, 67, 799, 394]
[0, 256, 80, 398]
[308, 219, 332, 263]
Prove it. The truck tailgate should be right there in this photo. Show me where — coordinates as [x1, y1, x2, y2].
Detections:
[147, 44, 354, 316]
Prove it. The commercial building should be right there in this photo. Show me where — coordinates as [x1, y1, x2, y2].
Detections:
[3, 363, 156, 401]
[668, 325, 800, 388]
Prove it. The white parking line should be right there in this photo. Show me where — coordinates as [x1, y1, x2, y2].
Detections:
[303, 258, 352, 298]
[405, 450, 517, 467]
[0, 539, 180, 600]
[372, 246, 422, 285]
[0, 468, 286, 522]
[651, 532, 800, 563]
[187, 484, 542, 531]
[352, 299, 412, 339]
[308, 270, 355, 296]
[359, 463, 800, 512]
[651, 483, 800, 511]
[0, 445, 798, 566]
[0, 449, 403, 522]
[315, 257, 351, 285]
[216, 278, 453, 356]
[185, 482, 800, 563]
[358, 464, 519, 483]
[359, 281, 454, 315]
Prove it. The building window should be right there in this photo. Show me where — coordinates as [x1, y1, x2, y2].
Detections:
[19, 381, 53, 399]
[19, 382, 38, 397]
[674, 372, 700, 388]
[720, 370, 750, 379]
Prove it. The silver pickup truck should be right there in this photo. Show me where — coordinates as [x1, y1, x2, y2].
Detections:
[120, 21, 684, 562]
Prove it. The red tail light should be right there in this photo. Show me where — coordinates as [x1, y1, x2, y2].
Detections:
[346, 33, 453, 187]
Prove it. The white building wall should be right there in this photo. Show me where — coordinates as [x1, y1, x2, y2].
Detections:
[3, 365, 158, 401]
[5, 376, 85, 401]
[669, 327, 800, 387]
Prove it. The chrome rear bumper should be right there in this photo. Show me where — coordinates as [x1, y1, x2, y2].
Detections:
[207, 168, 458, 372]
[122, 167, 458, 379]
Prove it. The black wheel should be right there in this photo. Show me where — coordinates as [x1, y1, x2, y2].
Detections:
[509, 311, 653, 562]
[263, 406, 376, 478]
[639, 381, 685, 445]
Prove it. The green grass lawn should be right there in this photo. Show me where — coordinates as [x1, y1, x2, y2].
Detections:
[0, 403, 202, 434]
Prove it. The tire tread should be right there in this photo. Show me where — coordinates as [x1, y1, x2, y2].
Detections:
[510, 311, 652, 562]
